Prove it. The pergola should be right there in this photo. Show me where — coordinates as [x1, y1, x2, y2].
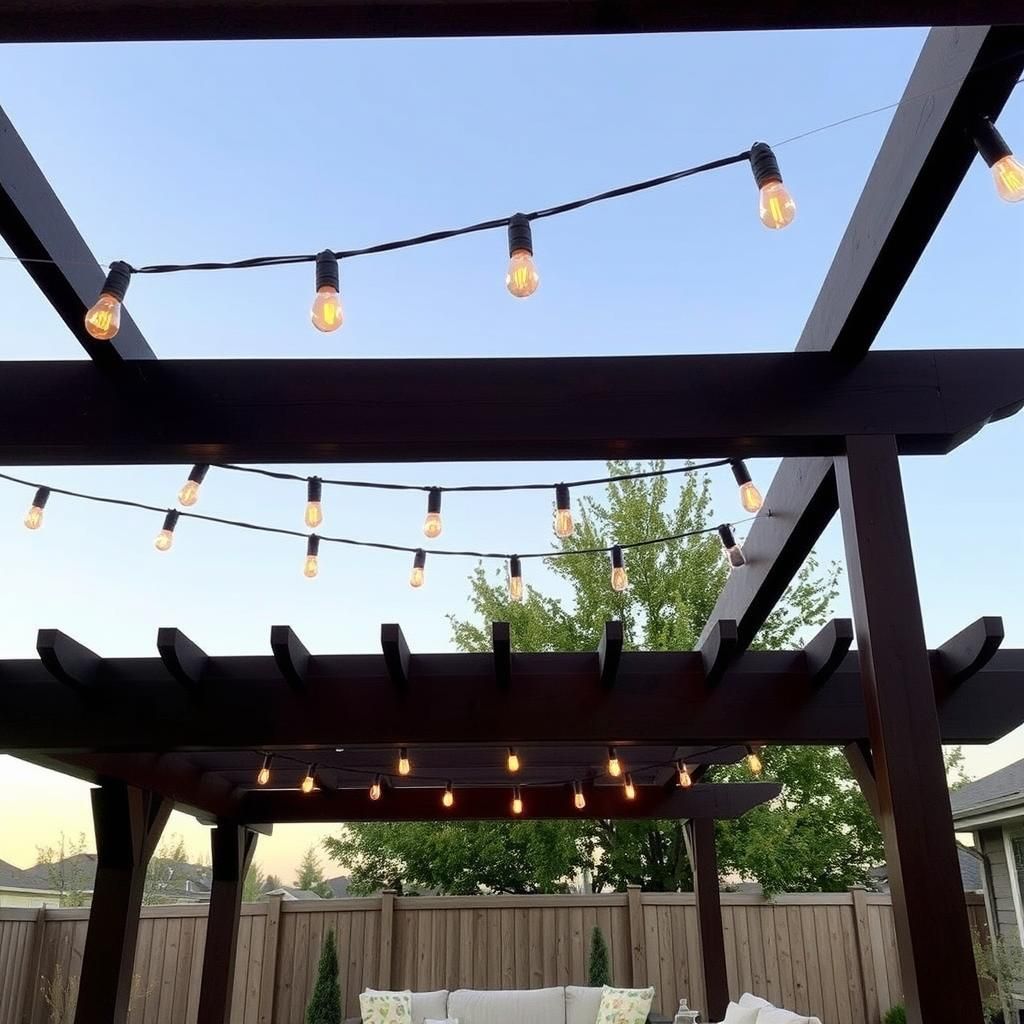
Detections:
[1, 8, 1023, 1024]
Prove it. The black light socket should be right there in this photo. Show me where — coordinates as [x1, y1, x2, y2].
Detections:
[749, 142, 783, 187]
[188, 463, 210, 485]
[161, 509, 180, 533]
[555, 483, 571, 512]
[307, 477, 323, 503]
[718, 524, 737, 549]
[306, 534, 320, 558]
[973, 117, 1013, 167]
[315, 250, 340, 291]
[731, 460, 752, 487]
[427, 488, 442, 515]
[509, 555, 522, 579]
[413, 549, 427, 571]
[32, 487, 50, 509]
[610, 544, 624, 569]
[100, 260, 132, 303]
[507, 213, 533, 256]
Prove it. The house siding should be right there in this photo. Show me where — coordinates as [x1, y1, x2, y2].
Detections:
[981, 826, 1022, 942]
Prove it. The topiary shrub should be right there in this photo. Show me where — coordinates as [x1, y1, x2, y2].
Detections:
[588, 925, 611, 987]
[882, 1005, 906, 1024]
[306, 928, 341, 1024]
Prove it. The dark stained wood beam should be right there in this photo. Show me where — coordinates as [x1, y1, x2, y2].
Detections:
[936, 616, 1004, 685]
[381, 623, 410, 687]
[492, 621, 511, 688]
[239, 781, 782, 824]
[0, 1, 1021, 41]
[686, 818, 729, 1022]
[1, 350, 1023, 464]
[598, 620, 623, 688]
[157, 627, 207, 690]
[270, 625, 309, 689]
[843, 739, 881, 822]
[3, 647, 1022, 751]
[700, 619, 738, 685]
[36, 628, 101, 691]
[804, 618, 854, 685]
[0, 106, 154, 362]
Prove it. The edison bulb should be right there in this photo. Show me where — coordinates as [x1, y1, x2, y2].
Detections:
[553, 508, 574, 539]
[398, 749, 411, 776]
[154, 529, 174, 552]
[509, 575, 524, 602]
[607, 750, 622, 778]
[746, 750, 763, 776]
[178, 480, 201, 507]
[369, 779, 382, 801]
[507, 749, 520, 773]
[410, 565, 425, 588]
[84, 293, 122, 340]
[24, 504, 44, 530]
[611, 565, 628, 592]
[624, 776, 636, 800]
[574, 789, 586, 811]
[301, 773, 315, 794]
[992, 155, 1024, 202]
[512, 793, 523, 815]
[442, 786, 454, 808]
[739, 481, 763, 513]
[423, 512, 442, 539]
[758, 180, 797, 230]
[506, 250, 539, 298]
[677, 764, 692, 789]
[305, 501, 323, 529]
[311, 286, 344, 332]
[303, 555, 319, 578]
[257, 766, 271, 786]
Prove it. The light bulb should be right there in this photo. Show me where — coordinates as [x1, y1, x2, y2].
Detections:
[178, 464, 209, 507]
[508, 556, 524, 602]
[410, 549, 426, 588]
[746, 747, 763, 776]
[505, 214, 538, 298]
[624, 775, 636, 800]
[610, 545, 628, 592]
[553, 484, 574, 538]
[423, 488, 442, 539]
[154, 510, 179, 552]
[442, 783, 454, 808]
[84, 261, 131, 341]
[301, 766, 316, 793]
[398, 748, 411, 776]
[507, 748, 520, 773]
[304, 535, 320, 578]
[718, 524, 746, 568]
[305, 478, 323, 528]
[731, 460, 763, 513]
[973, 119, 1024, 202]
[676, 762, 692, 789]
[607, 747, 622, 778]
[749, 143, 795, 230]
[311, 251, 344, 331]
[257, 756, 272, 786]
[369, 776, 383, 801]
[24, 487, 49, 530]
[512, 788, 523, 815]
[573, 782, 586, 811]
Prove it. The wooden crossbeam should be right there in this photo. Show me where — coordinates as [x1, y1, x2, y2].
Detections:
[598, 620, 623, 687]
[804, 618, 854, 685]
[381, 623, 411, 686]
[1, 350, 1024, 464]
[36, 628, 101, 690]
[270, 625, 309, 689]
[157, 627, 207, 690]
[936, 616, 1005, 685]
[701, 619, 738, 685]
[492, 622, 511, 688]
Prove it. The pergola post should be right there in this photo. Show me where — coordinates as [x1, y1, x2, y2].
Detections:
[196, 823, 258, 1024]
[74, 782, 170, 1024]
[685, 818, 729, 1022]
[836, 434, 983, 1024]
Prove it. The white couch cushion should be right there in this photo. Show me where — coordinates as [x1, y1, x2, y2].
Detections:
[738, 994, 773, 1011]
[448, 987, 565, 1024]
[723, 1002, 759, 1024]
[755, 1010, 820, 1024]
[566, 986, 604, 1024]
[366, 990, 448, 1024]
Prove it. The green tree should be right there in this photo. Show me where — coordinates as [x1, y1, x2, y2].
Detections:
[588, 926, 611, 986]
[144, 834, 202, 905]
[243, 861, 267, 903]
[265, 873, 283, 892]
[35, 832, 91, 908]
[295, 845, 334, 899]
[306, 928, 342, 1024]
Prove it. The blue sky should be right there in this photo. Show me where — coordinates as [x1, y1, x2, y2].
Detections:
[0, 28, 1022, 878]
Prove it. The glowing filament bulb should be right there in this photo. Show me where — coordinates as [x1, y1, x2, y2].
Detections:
[610, 545, 628, 592]
[718, 524, 746, 569]
[423, 488, 443, 539]
[505, 214, 539, 298]
[512, 787, 523, 815]
[676, 761, 692, 789]
[442, 782, 454, 808]
[624, 774, 636, 800]
[257, 755, 272, 786]
[553, 484, 574, 538]
[301, 765, 316, 793]
[24, 487, 50, 530]
[154, 510, 179, 552]
[410, 549, 426, 589]
[311, 250, 344, 331]
[508, 556, 524, 602]
[178, 463, 209, 507]
[398, 748, 411, 776]
[304, 535, 320, 578]
[731, 460, 763, 513]
[573, 782, 586, 811]
[745, 747, 763, 776]
[507, 747, 520, 773]
[607, 747, 622, 778]
[974, 119, 1024, 202]
[84, 261, 131, 341]
[369, 775, 383, 801]
[749, 143, 795, 230]
[305, 478, 323, 529]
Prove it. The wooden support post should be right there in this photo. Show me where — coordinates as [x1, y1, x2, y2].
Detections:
[270, 625, 309, 688]
[843, 739, 882, 823]
[836, 434, 983, 1024]
[381, 624, 410, 687]
[598, 620, 623, 687]
[685, 819, 729, 1023]
[626, 884, 646, 987]
[20, 904, 48, 1024]
[257, 893, 283, 1024]
[700, 619, 738, 685]
[492, 622, 512, 688]
[74, 783, 170, 1024]
[196, 824, 258, 1024]
[379, 889, 396, 989]
[848, 886, 879, 1021]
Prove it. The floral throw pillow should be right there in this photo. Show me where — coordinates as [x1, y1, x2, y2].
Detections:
[360, 990, 413, 1024]
[596, 985, 655, 1024]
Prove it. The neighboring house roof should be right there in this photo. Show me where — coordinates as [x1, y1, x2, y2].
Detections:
[265, 887, 323, 901]
[0, 858, 66, 892]
[868, 847, 982, 893]
[326, 876, 350, 898]
[951, 758, 1024, 823]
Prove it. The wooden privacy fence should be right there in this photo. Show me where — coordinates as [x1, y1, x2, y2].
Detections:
[0, 890, 987, 1024]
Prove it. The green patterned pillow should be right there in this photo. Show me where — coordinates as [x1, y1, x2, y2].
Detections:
[596, 985, 655, 1024]
[359, 990, 413, 1024]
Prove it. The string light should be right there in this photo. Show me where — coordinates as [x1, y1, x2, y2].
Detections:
[305, 478, 323, 529]
[154, 510, 179, 552]
[507, 747, 520, 773]
[972, 117, 1024, 203]
[178, 464, 209, 507]
[745, 746, 763, 776]
[84, 261, 131, 341]
[311, 250, 344, 332]
[508, 556, 524, 602]
[573, 781, 586, 810]
[610, 545, 628, 592]
[512, 787, 523, 815]
[624, 774, 636, 800]
[257, 755, 272, 786]
[676, 761, 692, 788]
[505, 214, 539, 298]
[718, 524, 746, 568]
[303, 535, 320, 578]
[553, 484, 574, 538]
[731, 460, 763, 513]
[442, 781, 454, 808]
[398, 748, 411, 776]
[410, 549, 426, 588]
[301, 764, 317, 793]
[607, 747, 622, 777]
[23, 487, 50, 530]
[423, 488, 443, 539]
[369, 775, 383, 801]
[749, 143, 796, 229]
